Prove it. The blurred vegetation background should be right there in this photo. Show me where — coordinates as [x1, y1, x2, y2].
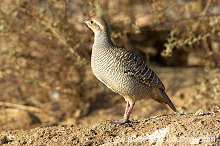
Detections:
[0, 0, 219, 130]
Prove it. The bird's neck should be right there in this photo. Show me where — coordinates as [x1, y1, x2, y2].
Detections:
[94, 32, 114, 48]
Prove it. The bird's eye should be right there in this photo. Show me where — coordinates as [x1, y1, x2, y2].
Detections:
[90, 21, 94, 24]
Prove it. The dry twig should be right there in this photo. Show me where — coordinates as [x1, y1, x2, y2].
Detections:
[0, 101, 43, 113]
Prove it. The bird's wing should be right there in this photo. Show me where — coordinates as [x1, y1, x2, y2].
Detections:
[115, 47, 165, 90]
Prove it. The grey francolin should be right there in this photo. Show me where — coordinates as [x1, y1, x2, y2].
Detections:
[83, 16, 177, 124]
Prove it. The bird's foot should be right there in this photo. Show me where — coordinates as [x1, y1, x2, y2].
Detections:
[107, 119, 130, 125]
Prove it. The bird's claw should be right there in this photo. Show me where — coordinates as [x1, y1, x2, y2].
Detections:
[107, 119, 130, 125]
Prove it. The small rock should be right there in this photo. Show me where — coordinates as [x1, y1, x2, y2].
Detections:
[195, 109, 204, 115]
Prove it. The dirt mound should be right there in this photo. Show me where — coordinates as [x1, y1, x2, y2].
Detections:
[0, 113, 219, 145]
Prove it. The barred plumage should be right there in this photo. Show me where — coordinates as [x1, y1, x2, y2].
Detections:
[116, 48, 165, 90]
[84, 16, 177, 124]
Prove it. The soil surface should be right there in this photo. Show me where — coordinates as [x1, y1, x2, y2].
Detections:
[0, 67, 220, 145]
[0, 113, 219, 145]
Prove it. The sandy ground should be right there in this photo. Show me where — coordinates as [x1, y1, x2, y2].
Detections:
[0, 113, 219, 145]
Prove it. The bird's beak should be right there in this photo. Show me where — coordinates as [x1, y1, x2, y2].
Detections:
[83, 19, 88, 24]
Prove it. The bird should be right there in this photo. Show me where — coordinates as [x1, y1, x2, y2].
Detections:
[83, 16, 177, 124]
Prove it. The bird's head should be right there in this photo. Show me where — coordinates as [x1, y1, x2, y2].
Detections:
[83, 16, 110, 35]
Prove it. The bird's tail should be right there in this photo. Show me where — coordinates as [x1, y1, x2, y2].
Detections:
[160, 89, 177, 112]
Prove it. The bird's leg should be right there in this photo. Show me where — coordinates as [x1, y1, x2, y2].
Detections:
[123, 102, 134, 123]
[109, 102, 135, 124]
